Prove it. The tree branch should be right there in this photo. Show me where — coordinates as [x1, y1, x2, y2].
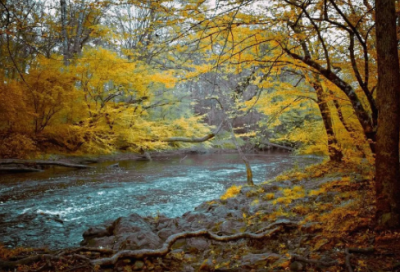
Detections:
[164, 121, 224, 143]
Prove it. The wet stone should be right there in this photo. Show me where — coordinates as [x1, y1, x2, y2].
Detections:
[186, 237, 210, 252]
[82, 226, 110, 238]
[133, 260, 144, 270]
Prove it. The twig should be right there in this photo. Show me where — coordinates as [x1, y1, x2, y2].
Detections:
[179, 155, 188, 162]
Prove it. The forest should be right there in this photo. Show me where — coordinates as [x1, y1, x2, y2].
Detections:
[0, 0, 400, 271]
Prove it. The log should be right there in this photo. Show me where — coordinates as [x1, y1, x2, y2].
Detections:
[0, 159, 92, 169]
[0, 167, 43, 173]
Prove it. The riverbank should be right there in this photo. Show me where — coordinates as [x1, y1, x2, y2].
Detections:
[2, 159, 399, 271]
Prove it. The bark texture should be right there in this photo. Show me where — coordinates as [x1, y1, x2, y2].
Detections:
[60, 0, 69, 65]
[328, 89, 365, 157]
[375, 0, 400, 228]
[312, 80, 343, 162]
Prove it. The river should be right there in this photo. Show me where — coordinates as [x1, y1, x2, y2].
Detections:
[0, 152, 321, 249]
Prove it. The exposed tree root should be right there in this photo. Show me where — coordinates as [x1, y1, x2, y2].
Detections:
[91, 227, 283, 267]
[0, 159, 92, 169]
[0, 225, 288, 269]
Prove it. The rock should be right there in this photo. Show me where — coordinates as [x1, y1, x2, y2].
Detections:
[223, 197, 241, 210]
[241, 253, 281, 267]
[199, 259, 214, 271]
[195, 202, 221, 213]
[181, 212, 214, 230]
[81, 213, 162, 250]
[133, 260, 144, 270]
[239, 186, 253, 196]
[113, 213, 152, 235]
[115, 230, 162, 250]
[186, 237, 210, 253]
[81, 235, 116, 248]
[183, 265, 195, 272]
[82, 226, 111, 239]
[157, 228, 178, 240]
[289, 261, 304, 271]
[219, 220, 245, 234]
[260, 184, 279, 192]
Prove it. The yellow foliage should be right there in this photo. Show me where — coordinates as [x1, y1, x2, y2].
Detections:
[272, 186, 305, 205]
[263, 193, 275, 200]
[308, 188, 327, 197]
[221, 185, 242, 200]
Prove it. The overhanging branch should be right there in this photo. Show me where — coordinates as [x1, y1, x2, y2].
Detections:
[163, 121, 224, 143]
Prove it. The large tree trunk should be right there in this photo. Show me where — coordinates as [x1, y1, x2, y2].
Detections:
[312, 80, 343, 162]
[375, 0, 400, 228]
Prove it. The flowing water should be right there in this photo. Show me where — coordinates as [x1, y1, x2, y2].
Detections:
[0, 152, 322, 249]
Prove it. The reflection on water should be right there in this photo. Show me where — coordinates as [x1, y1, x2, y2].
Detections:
[0, 152, 321, 249]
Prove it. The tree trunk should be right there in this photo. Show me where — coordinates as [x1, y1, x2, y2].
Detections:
[312, 80, 343, 162]
[227, 121, 254, 186]
[73, 0, 86, 55]
[375, 0, 400, 228]
[328, 89, 365, 157]
[283, 49, 376, 153]
[60, 0, 69, 65]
